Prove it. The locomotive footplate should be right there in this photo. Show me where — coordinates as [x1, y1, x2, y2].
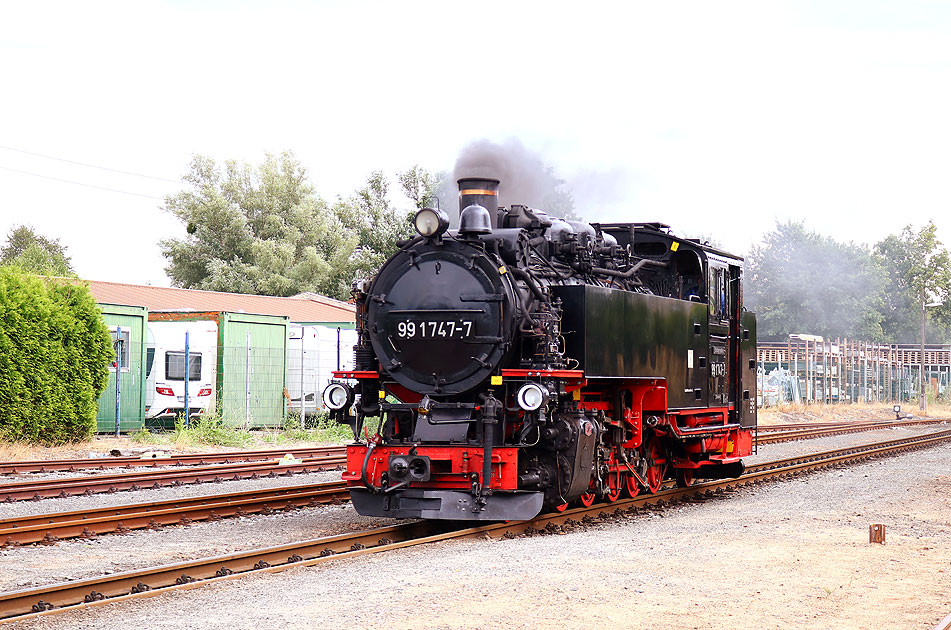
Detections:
[349, 488, 544, 521]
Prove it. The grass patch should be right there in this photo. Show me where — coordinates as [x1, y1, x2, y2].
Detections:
[130, 428, 162, 445]
[130, 415, 252, 448]
[126, 412, 363, 451]
[277, 414, 359, 443]
[173, 416, 253, 448]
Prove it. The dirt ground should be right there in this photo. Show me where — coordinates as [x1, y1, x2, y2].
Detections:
[758, 401, 951, 426]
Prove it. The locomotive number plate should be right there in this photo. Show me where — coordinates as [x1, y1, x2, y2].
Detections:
[396, 319, 474, 339]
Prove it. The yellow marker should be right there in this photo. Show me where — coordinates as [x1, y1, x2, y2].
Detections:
[499, 265, 507, 274]
[491, 375, 503, 386]
[572, 389, 581, 401]
[670, 241, 680, 252]
[378, 390, 386, 399]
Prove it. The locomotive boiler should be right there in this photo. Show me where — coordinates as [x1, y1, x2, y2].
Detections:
[324, 177, 756, 521]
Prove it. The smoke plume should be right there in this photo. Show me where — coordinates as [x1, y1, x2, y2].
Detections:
[450, 138, 576, 220]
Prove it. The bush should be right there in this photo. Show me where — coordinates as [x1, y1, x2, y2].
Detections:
[0, 268, 112, 444]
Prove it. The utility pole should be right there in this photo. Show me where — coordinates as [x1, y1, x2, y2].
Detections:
[921, 296, 926, 412]
[921, 298, 943, 412]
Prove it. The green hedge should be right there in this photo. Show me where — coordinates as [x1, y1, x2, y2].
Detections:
[0, 267, 112, 444]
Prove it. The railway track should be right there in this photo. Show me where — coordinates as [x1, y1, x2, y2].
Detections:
[1, 417, 943, 543]
[0, 446, 347, 475]
[0, 481, 349, 547]
[4, 427, 950, 623]
[0, 456, 342, 503]
[1, 418, 935, 503]
[754, 417, 947, 444]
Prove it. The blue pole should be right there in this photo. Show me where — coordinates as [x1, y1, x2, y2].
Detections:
[114, 327, 122, 437]
[184, 330, 190, 428]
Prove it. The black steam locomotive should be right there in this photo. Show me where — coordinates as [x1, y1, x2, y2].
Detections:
[325, 177, 756, 521]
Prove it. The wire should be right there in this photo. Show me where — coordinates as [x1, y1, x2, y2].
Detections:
[0, 165, 165, 200]
[0, 144, 180, 183]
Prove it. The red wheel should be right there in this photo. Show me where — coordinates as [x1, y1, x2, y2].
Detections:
[554, 502, 569, 512]
[578, 491, 596, 507]
[605, 470, 622, 502]
[625, 472, 641, 498]
[604, 453, 623, 502]
[675, 468, 695, 488]
[643, 436, 667, 494]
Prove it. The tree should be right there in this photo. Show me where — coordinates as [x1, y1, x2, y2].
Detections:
[160, 152, 356, 298]
[0, 268, 112, 444]
[397, 165, 445, 210]
[745, 221, 886, 341]
[539, 166, 579, 221]
[874, 222, 951, 344]
[0, 225, 74, 276]
[328, 171, 416, 297]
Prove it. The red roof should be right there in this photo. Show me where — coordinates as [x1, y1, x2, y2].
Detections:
[82, 279, 355, 324]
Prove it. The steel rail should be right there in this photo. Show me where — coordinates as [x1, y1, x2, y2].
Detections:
[0, 457, 342, 503]
[4, 427, 951, 623]
[755, 418, 947, 445]
[757, 417, 948, 432]
[0, 481, 349, 547]
[757, 420, 907, 432]
[757, 420, 885, 432]
[0, 446, 347, 475]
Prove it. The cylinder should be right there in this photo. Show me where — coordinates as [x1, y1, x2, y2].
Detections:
[457, 177, 500, 216]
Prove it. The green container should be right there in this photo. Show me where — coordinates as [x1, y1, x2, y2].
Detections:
[96, 304, 148, 433]
[217, 312, 289, 427]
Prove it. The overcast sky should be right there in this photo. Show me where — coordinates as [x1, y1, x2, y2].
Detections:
[2, 1, 949, 286]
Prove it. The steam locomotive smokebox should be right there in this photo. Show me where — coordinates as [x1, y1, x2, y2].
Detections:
[457, 177, 500, 216]
[553, 285, 710, 410]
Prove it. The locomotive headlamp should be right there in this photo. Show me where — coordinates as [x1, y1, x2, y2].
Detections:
[516, 383, 550, 411]
[322, 382, 354, 411]
[414, 208, 449, 237]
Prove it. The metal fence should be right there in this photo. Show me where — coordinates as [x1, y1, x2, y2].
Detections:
[286, 326, 358, 426]
[757, 337, 951, 406]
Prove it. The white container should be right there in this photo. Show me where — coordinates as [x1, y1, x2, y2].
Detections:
[145, 321, 219, 420]
[287, 325, 357, 417]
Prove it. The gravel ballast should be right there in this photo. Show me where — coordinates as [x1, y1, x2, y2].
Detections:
[0, 469, 343, 520]
[5, 427, 951, 629]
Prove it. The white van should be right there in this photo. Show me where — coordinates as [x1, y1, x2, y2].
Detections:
[145, 321, 218, 421]
[287, 325, 357, 419]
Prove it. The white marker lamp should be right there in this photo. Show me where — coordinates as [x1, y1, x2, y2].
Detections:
[414, 208, 449, 237]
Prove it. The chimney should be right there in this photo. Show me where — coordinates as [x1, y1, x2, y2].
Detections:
[457, 177, 500, 216]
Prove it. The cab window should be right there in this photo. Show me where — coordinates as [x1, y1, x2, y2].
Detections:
[708, 266, 729, 319]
